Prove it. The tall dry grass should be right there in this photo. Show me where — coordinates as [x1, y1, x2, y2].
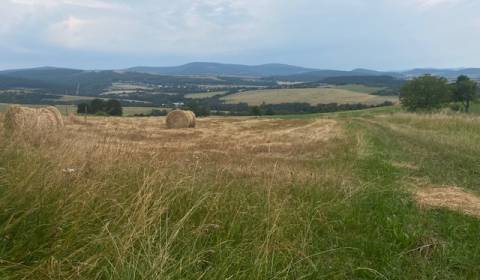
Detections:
[0, 116, 359, 279]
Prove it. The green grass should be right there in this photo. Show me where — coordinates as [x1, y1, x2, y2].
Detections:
[0, 103, 11, 112]
[1, 110, 480, 278]
[221, 86, 398, 106]
[470, 101, 480, 114]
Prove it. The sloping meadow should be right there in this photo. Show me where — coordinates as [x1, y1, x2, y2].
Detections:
[0, 116, 359, 279]
[1, 112, 480, 279]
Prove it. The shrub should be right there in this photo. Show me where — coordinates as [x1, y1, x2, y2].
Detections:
[77, 99, 123, 116]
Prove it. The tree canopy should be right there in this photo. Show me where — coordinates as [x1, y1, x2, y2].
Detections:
[77, 99, 123, 116]
[453, 75, 477, 112]
[400, 75, 451, 111]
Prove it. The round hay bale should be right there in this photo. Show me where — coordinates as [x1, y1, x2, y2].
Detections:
[185, 110, 196, 127]
[166, 110, 196, 129]
[4, 105, 64, 135]
[43, 106, 65, 129]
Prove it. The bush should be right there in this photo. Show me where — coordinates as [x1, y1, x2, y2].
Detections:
[449, 103, 462, 112]
[77, 99, 123, 116]
[150, 109, 168, 116]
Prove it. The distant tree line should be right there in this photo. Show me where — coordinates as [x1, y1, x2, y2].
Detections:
[77, 99, 123, 116]
[400, 75, 478, 112]
[133, 109, 169, 117]
[247, 102, 394, 116]
[134, 101, 394, 118]
[178, 100, 394, 117]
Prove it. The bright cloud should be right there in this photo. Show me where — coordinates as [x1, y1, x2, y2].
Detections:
[415, 0, 465, 8]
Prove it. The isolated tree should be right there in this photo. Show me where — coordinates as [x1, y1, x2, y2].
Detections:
[251, 106, 261, 116]
[77, 99, 122, 116]
[196, 106, 211, 117]
[185, 100, 210, 117]
[105, 99, 123, 116]
[90, 99, 106, 114]
[265, 106, 275, 115]
[400, 75, 451, 111]
[77, 103, 89, 114]
[453, 75, 477, 113]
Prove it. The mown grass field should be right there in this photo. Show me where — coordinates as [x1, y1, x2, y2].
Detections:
[0, 109, 480, 279]
[221, 86, 398, 106]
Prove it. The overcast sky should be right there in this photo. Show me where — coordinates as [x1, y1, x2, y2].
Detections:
[0, 0, 479, 70]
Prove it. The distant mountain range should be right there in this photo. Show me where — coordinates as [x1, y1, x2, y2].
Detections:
[1, 63, 480, 94]
[125, 62, 480, 79]
[126, 62, 316, 77]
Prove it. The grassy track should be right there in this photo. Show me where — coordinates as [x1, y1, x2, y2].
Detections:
[0, 110, 479, 278]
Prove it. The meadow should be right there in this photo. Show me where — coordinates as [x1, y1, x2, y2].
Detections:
[221, 86, 398, 106]
[0, 108, 479, 279]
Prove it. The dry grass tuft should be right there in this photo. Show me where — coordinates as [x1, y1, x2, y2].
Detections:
[391, 161, 419, 170]
[416, 186, 480, 218]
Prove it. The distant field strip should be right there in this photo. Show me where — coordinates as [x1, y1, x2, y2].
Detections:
[0, 103, 166, 116]
[185, 91, 226, 99]
[221, 87, 398, 106]
[335, 84, 385, 94]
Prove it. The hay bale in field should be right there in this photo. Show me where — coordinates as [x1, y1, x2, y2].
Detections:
[166, 110, 196, 129]
[185, 110, 196, 127]
[3, 105, 64, 134]
[44, 106, 64, 128]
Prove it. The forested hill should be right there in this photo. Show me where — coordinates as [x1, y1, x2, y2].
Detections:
[126, 62, 316, 76]
[1, 64, 479, 97]
[0, 68, 276, 96]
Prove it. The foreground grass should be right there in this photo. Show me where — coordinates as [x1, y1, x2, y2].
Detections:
[0, 111, 480, 279]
